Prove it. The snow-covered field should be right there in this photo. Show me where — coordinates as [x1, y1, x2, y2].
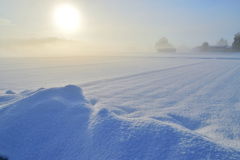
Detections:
[1, 53, 240, 159]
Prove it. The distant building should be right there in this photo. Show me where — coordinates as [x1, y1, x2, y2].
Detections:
[157, 48, 176, 53]
[207, 45, 232, 52]
[193, 45, 232, 52]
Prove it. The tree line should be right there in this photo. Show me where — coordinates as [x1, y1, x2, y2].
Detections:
[201, 32, 240, 52]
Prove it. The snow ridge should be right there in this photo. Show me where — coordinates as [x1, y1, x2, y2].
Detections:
[0, 85, 240, 160]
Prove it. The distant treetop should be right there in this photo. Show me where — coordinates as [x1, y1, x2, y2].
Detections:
[155, 37, 173, 49]
[232, 32, 240, 52]
[200, 42, 209, 52]
[217, 38, 228, 46]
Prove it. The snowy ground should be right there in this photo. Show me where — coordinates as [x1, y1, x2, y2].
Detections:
[1, 52, 240, 159]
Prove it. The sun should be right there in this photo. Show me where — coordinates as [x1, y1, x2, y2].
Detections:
[54, 5, 80, 32]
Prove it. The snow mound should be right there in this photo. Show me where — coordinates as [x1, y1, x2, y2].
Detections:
[5, 90, 15, 95]
[0, 85, 240, 160]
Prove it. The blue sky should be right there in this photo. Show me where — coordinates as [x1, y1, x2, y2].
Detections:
[0, 0, 240, 54]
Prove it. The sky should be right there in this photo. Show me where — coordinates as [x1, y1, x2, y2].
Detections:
[0, 0, 240, 57]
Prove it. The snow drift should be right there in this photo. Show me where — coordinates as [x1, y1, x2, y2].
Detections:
[0, 85, 240, 160]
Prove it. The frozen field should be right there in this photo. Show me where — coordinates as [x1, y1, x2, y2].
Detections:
[1, 53, 240, 159]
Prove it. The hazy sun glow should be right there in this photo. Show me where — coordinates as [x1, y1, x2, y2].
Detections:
[54, 5, 80, 32]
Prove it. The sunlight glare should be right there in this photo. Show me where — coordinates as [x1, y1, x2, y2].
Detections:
[54, 5, 80, 32]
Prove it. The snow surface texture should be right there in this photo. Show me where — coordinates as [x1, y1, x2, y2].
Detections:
[1, 53, 240, 159]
